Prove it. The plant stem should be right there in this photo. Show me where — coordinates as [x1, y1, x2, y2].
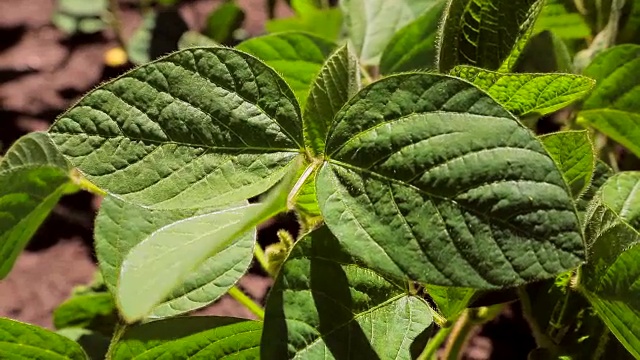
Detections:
[70, 169, 107, 196]
[105, 320, 127, 359]
[360, 64, 373, 85]
[419, 325, 454, 360]
[517, 286, 559, 354]
[442, 309, 475, 360]
[228, 285, 265, 319]
[254, 243, 274, 277]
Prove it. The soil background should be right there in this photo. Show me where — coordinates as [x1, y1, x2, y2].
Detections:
[0, 1, 535, 358]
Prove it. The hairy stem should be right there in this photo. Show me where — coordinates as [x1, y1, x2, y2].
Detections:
[253, 244, 274, 277]
[228, 286, 265, 319]
[442, 309, 475, 360]
[105, 320, 127, 359]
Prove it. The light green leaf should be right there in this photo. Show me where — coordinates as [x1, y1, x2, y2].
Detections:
[127, 8, 188, 65]
[438, 0, 544, 72]
[117, 160, 300, 321]
[49, 47, 303, 210]
[53, 293, 117, 336]
[0, 133, 78, 278]
[425, 285, 475, 322]
[291, 160, 322, 222]
[237, 32, 336, 109]
[0, 317, 87, 359]
[262, 226, 434, 359]
[540, 130, 595, 198]
[95, 196, 252, 319]
[577, 45, 640, 158]
[577, 160, 613, 212]
[379, 0, 447, 75]
[451, 65, 595, 117]
[318, 73, 584, 289]
[341, 0, 435, 65]
[204, 1, 244, 43]
[265, 0, 343, 41]
[514, 30, 574, 73]
[110, 317, 261, 359]
[177, 31, 218, 49]
[303, 44, 360, 155]
[534, 0, 591, 39]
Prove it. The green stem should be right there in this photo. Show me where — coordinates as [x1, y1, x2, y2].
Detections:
[517, 287, 558, 353]
[419, 325, 454, 360]
[254, 243, 274, 277]
[105, 320, 127, 360]
[442, 309, 475, 360]
[228, 285, 265, 319]
[70, 170, 107, 196]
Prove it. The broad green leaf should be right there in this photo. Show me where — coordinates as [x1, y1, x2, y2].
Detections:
[53, 293, 117, 335]
[514, 30, 573, 73]
[425, 285, 475, 322]
[265, 0, 343, 41]
[95, 196, 252, 319]
[577, 45, 640, 158]
[341, 0, 435, 64]
[540, 130, 594, 198]
[117, 161, 299, 321]
[204, 1, 244, 43]
[303, 44, 360, 155]
[110, 317, 261, 359]
[237, 32, 336, 109]
[582, 172, 640, 286]
[438, 0, 544, 72]
[126, 8, 188, 65]
[0, 133, 78, 278]
[379, 0, 447, 74]
[582, 292, 640, 359]
[0, 132, 69, 171]
[534, 0, 591, 39]
[318, 73, 584, 289]
[576, 160, 613, 212]
[262, 226, 434, 359]
[0, 317, 87, 359]
[292, 161, 322, 222]
[451, 66, 595, 117]
[49, 47, 303, 210]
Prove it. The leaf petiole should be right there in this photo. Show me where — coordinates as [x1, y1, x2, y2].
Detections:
[228, 286, 265, 320]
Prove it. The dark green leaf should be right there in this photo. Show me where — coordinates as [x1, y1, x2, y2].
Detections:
[438, 0, 544, 72]
[262, 226, 434, 359]
[514, 30, 574, 73]
[540, 130, 595, 198]
[204, 1, 245, 43]
[0, 317, 87, 359]
[451, 66, 595, 117]
[126, 8, 189, 65]
[110, 317, 261, 359]
[318, 73, 584, 289]
[304, 44, 360, 155]
[49, 47, 303, 210]
[425, 285, 475, 321]
[236, 32, 336, 109]
[57, 328, 110, 360]
[379, 0, 447, 74]
[53, 293, 117, 336]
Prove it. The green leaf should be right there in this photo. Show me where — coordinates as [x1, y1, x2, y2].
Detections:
[0, 133, 78, 278]
[318, 73, 584, 289]
[292, 160, 322, 222]
[379, 0, 447, 74]
[236, 32, 337, 110]
[204, 1, 245, 43]
[534, 0, 591, 39]
[56, 328, 110, 360]
[514, 30, 574, 73]
[262, 226, 434, 359]
[576, 160, 613, 212]
[540, 130, 595, 199]
[126, 8, 188, 65]
[177, 31, 218, 49]
[450, 65, 595, 117]
[618, 0, 640, 44]
[94, 196, 252, 319]
[53, 293, 117, 335]
[109, 317, 261, 359]
[341, 0, 435, 65]
[438, 0, 544, 72]
[425, 285, 475, 322]
[265, 0, 343, 41]
[583, 290, 640, 359]
[577, 45, 640, 158]
[303, 44, 360, 155]
[49, 47, 303, 210]
[116, 160, 300, 321]
[0, 317, 87, 359]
